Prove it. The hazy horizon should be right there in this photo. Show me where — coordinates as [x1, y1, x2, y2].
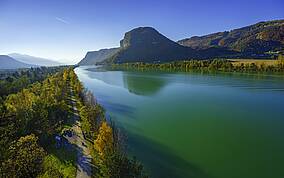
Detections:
[0, 0, 283, 64]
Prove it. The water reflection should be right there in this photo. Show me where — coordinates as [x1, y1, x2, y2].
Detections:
[123, 72, 167, 96]
[99, 100, 136, 119]
[84, 66, 168, 96]
[85, 69, 125, 87]
[85, 66, 284, 95]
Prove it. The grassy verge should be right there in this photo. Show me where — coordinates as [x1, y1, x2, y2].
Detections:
[38, 154, 76, 178]
[38, 128, 77, 178]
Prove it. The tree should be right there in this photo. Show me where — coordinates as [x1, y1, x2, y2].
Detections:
[2, 134, 46, 178]
[278, 54, 284, 60]
[94, 122, 114, 160]
[4, 89, 38, 135]
[94, 122, 115, 178]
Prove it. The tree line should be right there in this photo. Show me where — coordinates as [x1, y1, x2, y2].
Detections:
[76, 77, 147, 178]
[111, 59, 284, 73]
[0, 67, 66, 98]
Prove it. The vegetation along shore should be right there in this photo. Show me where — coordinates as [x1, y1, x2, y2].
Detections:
[0, 67, 147, 178]
[111, 58, 284, 73]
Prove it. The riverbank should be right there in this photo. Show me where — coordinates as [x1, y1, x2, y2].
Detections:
[72, 68, 148, 178]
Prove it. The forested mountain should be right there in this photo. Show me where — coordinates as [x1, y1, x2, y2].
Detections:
[178, 20, 284, 56]
[78, 48, 119, 65]
[8, 53, 61, 66]
[0, 55, 35, 69]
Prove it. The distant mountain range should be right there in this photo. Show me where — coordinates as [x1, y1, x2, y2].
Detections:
[0, 55, 36, 69]
[78, 19, 283, 65]
[8, 53, 61, 66]
[0, 53, 62, 69]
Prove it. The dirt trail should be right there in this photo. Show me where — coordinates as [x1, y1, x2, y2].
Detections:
[65, 89, 93, 178]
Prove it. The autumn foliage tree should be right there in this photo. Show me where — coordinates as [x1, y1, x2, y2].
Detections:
[93, 121, 147, 178]
[95, 122, 114, 159]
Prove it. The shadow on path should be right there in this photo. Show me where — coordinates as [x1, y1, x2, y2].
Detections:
[65, 87, 94, 178]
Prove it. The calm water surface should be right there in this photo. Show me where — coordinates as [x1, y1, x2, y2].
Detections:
[75, 66, 284, 178]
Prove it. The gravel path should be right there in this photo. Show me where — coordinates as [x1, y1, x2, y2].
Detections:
[65, 90, 93, 178]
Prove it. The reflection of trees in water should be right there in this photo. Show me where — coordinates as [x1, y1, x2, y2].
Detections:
[100, 101, 136, 119]
[83, 67, 284, 95]
[85, 69, 125, 88]
[123, 72, 167, 96]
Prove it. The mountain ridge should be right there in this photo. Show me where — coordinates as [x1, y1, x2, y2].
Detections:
[78, 19, 284, 65]
[177, 19, 284, 55]
[0, 55, 36, 69]
[78, 48, 119, 65]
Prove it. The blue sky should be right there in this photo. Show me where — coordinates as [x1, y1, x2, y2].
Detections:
[0, 0, 283, 64]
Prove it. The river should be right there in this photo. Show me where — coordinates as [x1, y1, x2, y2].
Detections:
[75, 66, 284, 178]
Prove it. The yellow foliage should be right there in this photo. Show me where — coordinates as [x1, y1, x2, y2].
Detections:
[5, 89, 37, 113]
[94, 122, 114, 160]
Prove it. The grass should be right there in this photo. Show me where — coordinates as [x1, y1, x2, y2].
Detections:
[38, 146, 77, 178]
[38, 154, 76, 178]
[228, 59, 278, 66]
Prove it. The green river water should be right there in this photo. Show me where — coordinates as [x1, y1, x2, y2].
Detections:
[75, 66, 284, 178]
